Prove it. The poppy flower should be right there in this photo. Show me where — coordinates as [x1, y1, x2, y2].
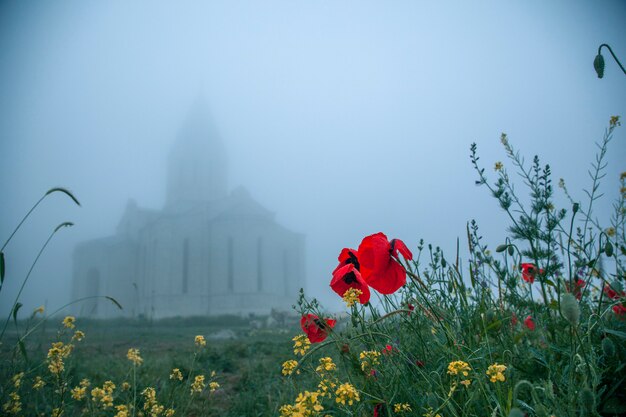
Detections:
[358, 232, 413, 294]
[332, 248, 360, 275]
[604, 284, 624, 300]
[524, 315, 535, 331]
[566, 279, 586, 300]
[613, 304, 626, 315]
[300, 314, 336, 343]
[330, 264, 370, 304]
[373, 403, 383, 417]
[520, 263, 543, 284]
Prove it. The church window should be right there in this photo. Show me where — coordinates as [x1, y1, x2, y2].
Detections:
[182, 238, 189, 294]
[257, 237, 263, 292]
[227, 237, 234, 293]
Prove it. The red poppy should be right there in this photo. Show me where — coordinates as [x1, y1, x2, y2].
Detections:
[613, 304, 626, 315]
[407, 303, 415, 315]
[520, 263, 543, 284]
[330, 264, 370, 304]
[381, 344, 394, 355]
[566, 279, 586, 300]
[524, 315, 535, 331]
[604, 284, 624, 300]
[373, 403, 383, 417]
[332, 248, 360, 275]
[358, 232, 413, 294]
[300, 314, 336, 343]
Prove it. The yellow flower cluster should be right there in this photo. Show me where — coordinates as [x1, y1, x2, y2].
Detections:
[2, 392, 21, 415]
[316, 357, 336, 373]
[72, 330, 85, 341]
[195, 335, 206, 347]
[282, 360, 299, 376]
[91, 381, 115, 408]
[447, 360, 471, 377]
[127, 348, 143, 366]
[170, 368, 183, 381]
[318, 378, 337, 398]
[142, 387, 165, 417]
[394, 403, 412, 413]
[359, 350, 381, 372]
[47, 341, 73, 375]
[191, 375, 205, 394]
[114, 404, 129, 417]
[494, 161, 503, 171]
[121, 381, 131, 391]
[63, 315, 76, 329]
[12, 372, 24, 388]
[486, 363, 507, 383]
[292, 334, 311, 356]
[342, 288, 363, 307]
[71, 386, 87, 401]
[335, 382, 360, 406]
[32, 376, 45, 390]
[209, 381, 220, 392]
[279, 391, 324, 417]
[610, 115, 621, 127]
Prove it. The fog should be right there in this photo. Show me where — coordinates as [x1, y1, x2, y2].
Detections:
[1, 1, 625, 317]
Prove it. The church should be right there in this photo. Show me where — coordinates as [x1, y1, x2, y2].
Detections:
[71, 100, 305, 318]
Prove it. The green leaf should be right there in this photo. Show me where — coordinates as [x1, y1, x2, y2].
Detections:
[54, 222, 74, 233]
[18, 339, 28, 362]
[604, 329, 626, 340]
[12, 302, 22, 324]
[545, 279, 556, 287]
[0, 251, 4, 285]
[106, 296, 123, 310]
[46, 187, 81, 206]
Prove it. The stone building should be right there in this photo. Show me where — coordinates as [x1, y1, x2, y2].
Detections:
[72, 100, 305, 318]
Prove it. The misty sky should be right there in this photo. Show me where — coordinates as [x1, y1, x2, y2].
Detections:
[1, 1, 625, 317]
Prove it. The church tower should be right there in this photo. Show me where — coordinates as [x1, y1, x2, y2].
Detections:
[165, 97, 228, 209]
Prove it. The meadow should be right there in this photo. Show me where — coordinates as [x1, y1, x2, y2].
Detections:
[1, 117, 625, 416]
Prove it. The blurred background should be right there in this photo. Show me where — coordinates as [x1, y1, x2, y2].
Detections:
[1, 0, 625, 316]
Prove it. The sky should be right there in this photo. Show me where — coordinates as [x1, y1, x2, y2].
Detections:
[0, 0, 625, 317]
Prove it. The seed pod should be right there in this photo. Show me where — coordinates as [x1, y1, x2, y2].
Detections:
[508, 408, 525, 417]
[560, 293, 580, 326]
[579, 387, 595, 412]
[602, 337, 616, 357]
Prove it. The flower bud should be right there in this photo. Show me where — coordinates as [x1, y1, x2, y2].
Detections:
[496, 244, 508, 253]
[605, 241, 614, 257]
[560, 293, 580, 326]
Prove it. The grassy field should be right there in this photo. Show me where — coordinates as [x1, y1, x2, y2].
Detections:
[1, 315, 306, 416]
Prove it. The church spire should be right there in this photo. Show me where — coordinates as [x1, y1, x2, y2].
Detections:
[165, 96, 228, 209]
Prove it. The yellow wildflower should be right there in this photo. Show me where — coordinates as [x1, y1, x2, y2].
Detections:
[342, 288, 362, 307]
[294, 391, 324, 414]
[71, 386, 87, 400]
[115, 405, 129, 417]
[209, 381, 220, 392]
[335, 382, 360, 406]
[72, 330, 85, 341]
[316, 357, 336, 373]
[11, 372, 24, 388]
[494, 161, 503, 171]
[282, 360, 299, 376]
[2, 392, 21, 415]
[34, 305, 45, 314]
[610, 115, 621, 127]
[606, 227, 616, 237]
[91, 387, 104, 401]
[47, 341, 73, 374]
[460, 379, 472, 387]
[33, 376, 45, 390]
[52, 408, 63, 417]
[394, 403, 412, 413]
[191, 375, 205, 394]
[127, 348, 143, 366]
[80, 378, 91, 388]
[292, 334, 311, 356]
[142, 387, 157, 410]
[165, 409, 175, 417]
[170, 368, 183, 381]
[359, 350, 381, 372]
[486, 363, 507, 383]
[194, 335, 206, 347]
[63, 316, 76, 329]
[447, 360, 471, 377]
[318, 378, 337, 397]
[121, 381, 131, 391]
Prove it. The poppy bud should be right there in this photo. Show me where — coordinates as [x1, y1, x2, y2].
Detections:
[341, 343, 350, 354]
[602, 337, 616, 357]
[605, 241, 614, 257]
[508, 408, 525, 417]
[573, 202, 580, 214]
[496, 244, 508, 253]
[560, 293, 580, 326]
[508, 246, 515, 256]
[594, 53, 605, 78]
[579, 387, 595, 412]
